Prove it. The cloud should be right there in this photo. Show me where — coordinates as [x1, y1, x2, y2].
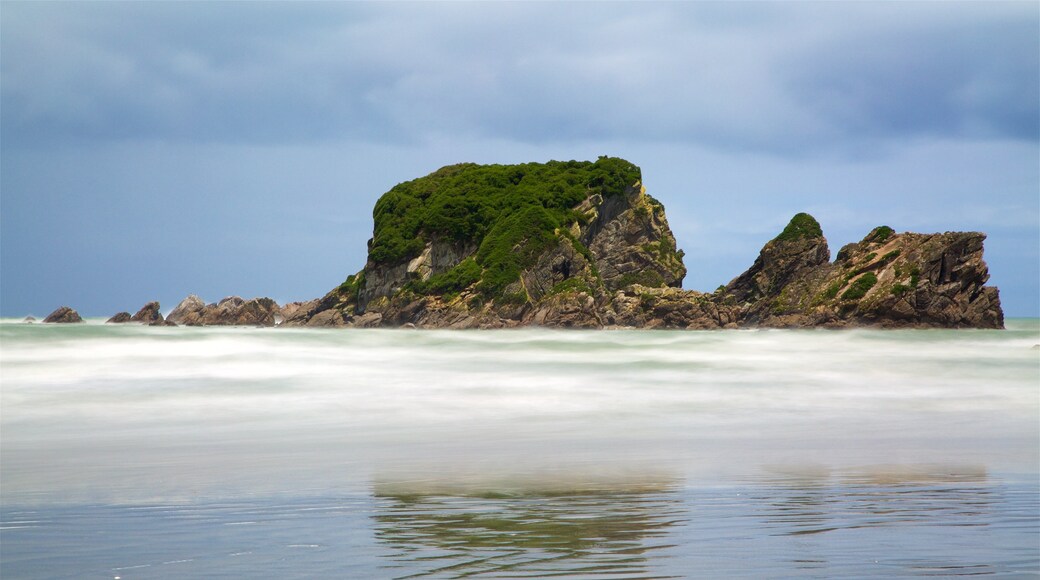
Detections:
[3, 2, 1036, 155]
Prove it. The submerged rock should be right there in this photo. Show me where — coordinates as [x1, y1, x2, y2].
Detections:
[43, 306, 83, 323]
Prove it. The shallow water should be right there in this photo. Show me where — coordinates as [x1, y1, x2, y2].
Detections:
[1, 320, 1037, 578]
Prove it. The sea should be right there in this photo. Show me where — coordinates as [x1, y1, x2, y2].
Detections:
[1, 319, 1037, 579]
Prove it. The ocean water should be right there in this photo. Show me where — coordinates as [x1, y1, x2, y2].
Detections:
[1, 319, 1037, 578]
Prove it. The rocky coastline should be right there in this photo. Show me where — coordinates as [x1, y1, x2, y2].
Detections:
[38, 158, 1004, 330]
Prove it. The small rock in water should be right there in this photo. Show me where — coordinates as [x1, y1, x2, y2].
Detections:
[22, 316, 36, 324]
[107, 312, 132, 323]
[43, 306, 83, 323]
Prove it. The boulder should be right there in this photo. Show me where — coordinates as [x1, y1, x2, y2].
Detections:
[43, 306, 83, 323]
[130, 302, 164, 325]
[107, 312, 132, 323]
[167, 295, 206, 325]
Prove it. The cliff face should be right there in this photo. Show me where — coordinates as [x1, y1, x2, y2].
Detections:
[285, 157, 687, 328]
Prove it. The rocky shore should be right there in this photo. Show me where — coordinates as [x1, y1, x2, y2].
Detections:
[38, 158, 1004, 329]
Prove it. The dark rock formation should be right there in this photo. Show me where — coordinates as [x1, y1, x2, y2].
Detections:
[287, 158, 687, 329]
[130, 302, 164, 325]
[281, 157, 1003, 330]
[167, 295, 205, 325]
[91, 159, 1004, 331]
[719, 220, 1003, 329]
[107, 312, 132, 323]
[22, 316, 36, 323]
[167, 295, 282, 326]
[43, 306, 83, 323]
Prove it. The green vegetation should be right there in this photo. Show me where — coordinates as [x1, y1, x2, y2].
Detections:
[880, 250, 901, 263]
[910, 265, 921, 288]
[863, 252, 877, 263]
[842, 272, 878, 300]
[773, 213, 824, 243]
[867, 225, 895, 243]
[549, 277, 594, 296]
[405, 257, 482, 297]
[337, 272, 366, 303]
[823, 279, 843, 299]
[891, 283, 911, 296]
[616, 270, 666, 288]
[368, 157, 642, 300]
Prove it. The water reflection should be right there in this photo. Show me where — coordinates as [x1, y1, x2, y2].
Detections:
[755, 464, 993, 536]
[372, 474, 684, 579]
[750, 465, 1006, 576]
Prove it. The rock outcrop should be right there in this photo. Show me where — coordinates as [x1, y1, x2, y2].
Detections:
[72, 158, 1003, 330]
[130, 302, 164, 325]
[107, 312, 132, 323]
[165, 295, 282, 326]
[43, 306, 83, 323]
[717, 219, 1003, 329]
[279, 159, 1003, 330]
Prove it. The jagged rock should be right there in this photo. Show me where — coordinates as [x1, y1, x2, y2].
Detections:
[130, 302, 164, 325]
[165, 294, 282, 326]
[107, 312, 132, 323]
[721, 220, 1003, 329]
[43, 306, 83, 323]
[280, 299, 319, 324]
[22, 316, 36, 324]
[299, 158, 686, 328]
[148, 160, 1005, 330]
[167, 295, 206, 325]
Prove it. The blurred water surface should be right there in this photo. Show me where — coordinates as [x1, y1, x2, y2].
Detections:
[1, 320, 1037, 578]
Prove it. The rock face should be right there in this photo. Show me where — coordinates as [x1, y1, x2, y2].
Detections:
[283, 159, 1003, 330]
[287, 158, 689, 329]
[166, 294, 283, 326]
[131, 302, 164, 325]
[717, 220, 1003, 329]
[84, 159, 1004, 331]
[43, 306, 83, 323]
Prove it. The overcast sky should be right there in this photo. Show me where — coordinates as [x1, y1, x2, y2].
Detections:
[3, 1, 1038, 317]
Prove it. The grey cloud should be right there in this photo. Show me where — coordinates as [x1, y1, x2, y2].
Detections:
[2, 2, 1036, 155]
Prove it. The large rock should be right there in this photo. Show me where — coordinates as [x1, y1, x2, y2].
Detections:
[167, 295, 206, 325]
[43, 306, 83, 323]
[720, 220, 1003, 329]
[298, 158, 686, 328]
[130, 302, 164, 325]
[167, 295, 282, 326]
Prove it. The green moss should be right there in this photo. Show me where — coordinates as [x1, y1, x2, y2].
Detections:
[880, 250, 901, 263]
[773, 213, 824, 243]
[367, 157, 642, 302]
[842, 272, 878, 300]
[910, 265, 921, 288]
[891, 283, 911, 296]
[863, 252, 877, 263]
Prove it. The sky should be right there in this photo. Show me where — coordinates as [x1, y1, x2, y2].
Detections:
[2, 1, 1038, 317]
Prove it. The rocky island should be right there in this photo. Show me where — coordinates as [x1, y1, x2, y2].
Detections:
[46, 157, 1003, 329]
